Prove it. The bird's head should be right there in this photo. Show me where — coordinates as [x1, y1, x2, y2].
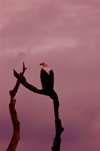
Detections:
[40, 63, 49, 67]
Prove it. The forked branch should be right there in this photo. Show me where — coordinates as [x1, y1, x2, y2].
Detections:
[6, 62, 27, 151]
[13, 63, 64, 151]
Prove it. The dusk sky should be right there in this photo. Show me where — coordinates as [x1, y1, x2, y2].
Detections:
[1, 0, 100, 151]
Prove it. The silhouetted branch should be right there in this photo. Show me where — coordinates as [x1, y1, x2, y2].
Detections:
[14, 69, 46, 95]
[51, 119, 64, 151]
[6, 62, 27, 151]
[13, 63, 64, 151]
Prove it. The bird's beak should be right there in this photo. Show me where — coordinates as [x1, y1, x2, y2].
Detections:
[40, 63, 42, 65]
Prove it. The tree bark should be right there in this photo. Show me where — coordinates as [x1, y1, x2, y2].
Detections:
[6, 63, 27, 151]
[13, 63, 64, 151]
[51, 119, 64, 151]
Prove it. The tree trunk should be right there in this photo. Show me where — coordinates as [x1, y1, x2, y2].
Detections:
[51, 119, 64, 151]
[6, 63, 27, 151]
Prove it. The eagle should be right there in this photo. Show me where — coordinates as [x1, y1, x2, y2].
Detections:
[40, 63, 54, 95]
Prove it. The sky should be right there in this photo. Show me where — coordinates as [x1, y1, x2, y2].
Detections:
[0, 0, 100, 151]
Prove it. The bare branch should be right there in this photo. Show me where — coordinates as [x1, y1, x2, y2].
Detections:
[6, 63, 27, 151]
[13, 63, 64, 151]
[14, 69, 45, 95]
[22, 62, 27, 74]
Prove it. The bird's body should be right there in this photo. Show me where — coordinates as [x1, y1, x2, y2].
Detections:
[40, 63, 54, 94]
[40, 63, 64, 131]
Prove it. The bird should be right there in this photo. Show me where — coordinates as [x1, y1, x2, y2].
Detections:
[40, 63, 54, 95]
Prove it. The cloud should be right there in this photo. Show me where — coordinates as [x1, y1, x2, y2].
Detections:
[1, 0, 100, 54]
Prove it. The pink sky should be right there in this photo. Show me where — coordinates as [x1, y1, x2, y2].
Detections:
[1, 0, 100, 151]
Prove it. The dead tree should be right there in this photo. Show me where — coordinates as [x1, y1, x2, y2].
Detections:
[6, 63, 27, 151]
[13, 63, 64, 151]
